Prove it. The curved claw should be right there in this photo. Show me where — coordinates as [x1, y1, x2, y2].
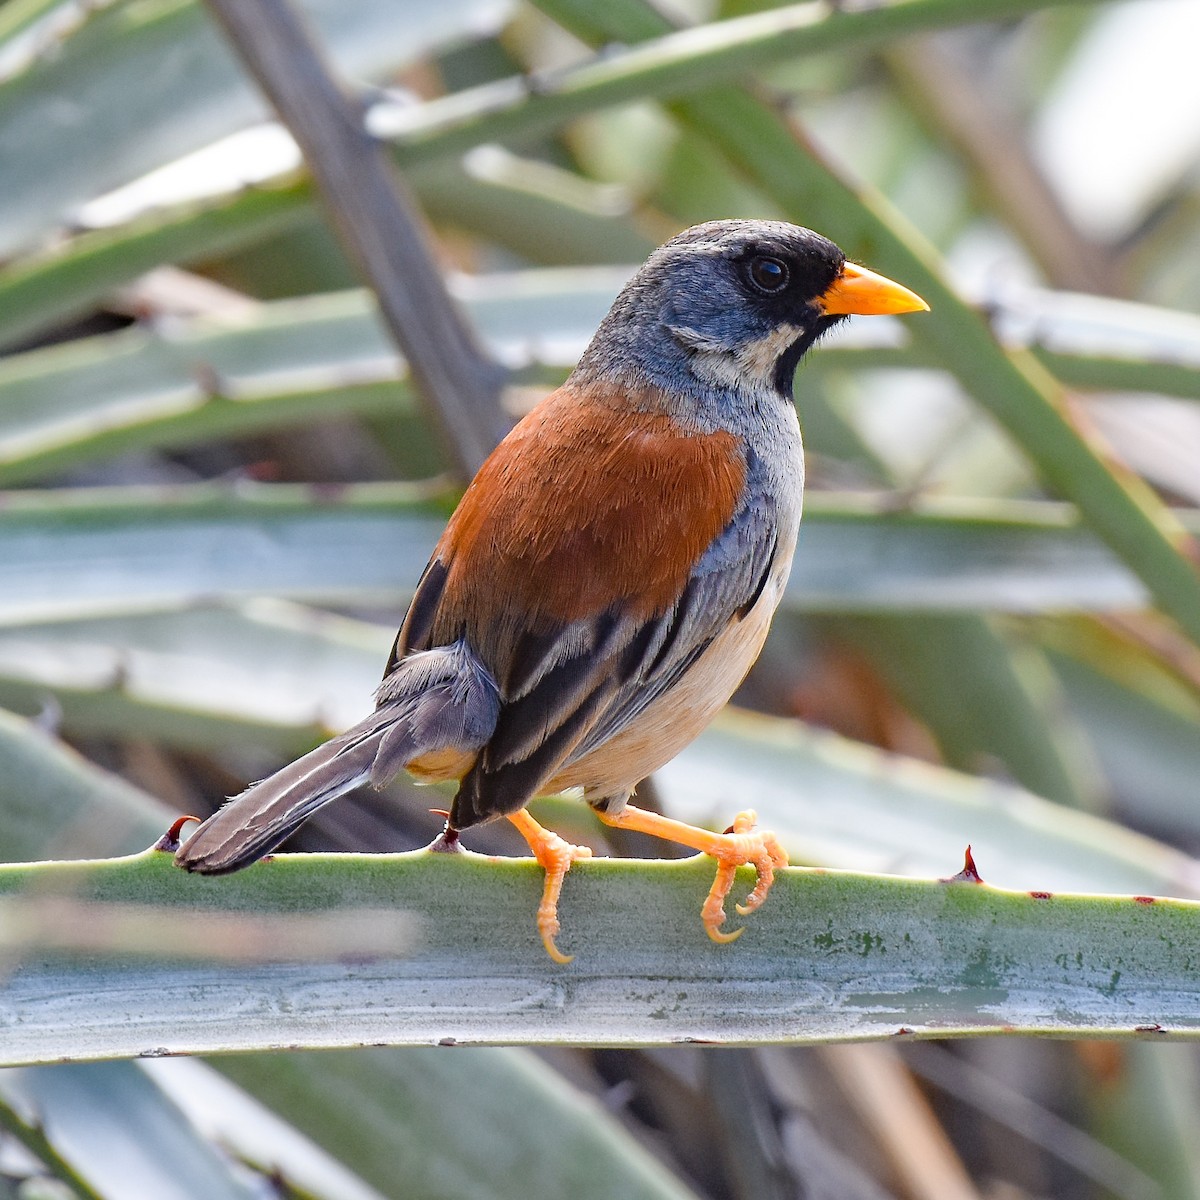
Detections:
[701, 858, 739, 941]
[539, 924, 575, 965]
[705, 921, 744, 945]
[703, 812, 788, 939]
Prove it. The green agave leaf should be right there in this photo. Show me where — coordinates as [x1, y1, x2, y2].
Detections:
[0, 274, 622, 483]
[202, 155, 653, 299]
[0, 181, 315, 352]
[187, 483, 1200, 606]
[0, 602, 384, 756]
[138, 1058, 392, 1200]
[1010, 287, 1200, 402]
[820, 613, 1102, 811]
[0, 706, 166, 862]
[379, 0, 1110, 169]
[0, 1061, 256, 1200]
[0, 171, 640, 353]
[0, 484, 1179, 625]
[1048, 647, 1200, 843]
[412, 153, 658, 267]
[0, 600, 1190, 897]
[1086, 1040, 1200, 1200]
[0, 0, 511, 258]
[657, 709, 1199, 899]
[215, 1048, 700, 1200]
[0, 0, 68, 48]
[0, 481, 446, 626]
[2, 849, 1200, 1063]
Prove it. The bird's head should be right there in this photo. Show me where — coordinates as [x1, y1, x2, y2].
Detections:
[575, 219, 928, 401]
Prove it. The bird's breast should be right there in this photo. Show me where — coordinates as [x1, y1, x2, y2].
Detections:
[428, 382, 751, 657]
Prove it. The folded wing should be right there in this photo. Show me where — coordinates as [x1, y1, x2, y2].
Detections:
[380, 383, 776, 828]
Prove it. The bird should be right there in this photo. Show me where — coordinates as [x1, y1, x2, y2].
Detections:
[175, 219, 928, 962]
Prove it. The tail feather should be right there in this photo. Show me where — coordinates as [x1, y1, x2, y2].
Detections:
[175, 715, 390, 874]
[175, 639, 501, 874]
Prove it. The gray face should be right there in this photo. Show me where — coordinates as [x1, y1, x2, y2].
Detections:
[574, 219, 847, 400]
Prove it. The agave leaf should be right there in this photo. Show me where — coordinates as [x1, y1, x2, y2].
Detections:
[0, 1061, 256, 1200]
[0, 598, 1189, 897]
[0, 706, 166, 862]
[0, 0, 511, 257]
[214, 1048, 701, 1200]
[0, 484, 1184, 626]
[1, 849, 1199, 1065]
[657, 709, 1198, 898]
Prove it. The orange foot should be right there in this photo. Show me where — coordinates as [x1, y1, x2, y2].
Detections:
[596, 804, 788, 943]
[508, 808, 593, 964]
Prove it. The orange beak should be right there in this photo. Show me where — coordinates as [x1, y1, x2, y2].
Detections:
[816, 261, 929, 317]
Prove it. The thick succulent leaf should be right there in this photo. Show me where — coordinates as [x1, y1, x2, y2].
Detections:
[0, 1061, 256, 1200]
[0, 602, 384, 754]
[0, 600, 1191, 898]
[657, 710, 1200, 899]
[0, 182, 315, 352]
[0, 0, 68, 49]
[737, 491, 1163, 613]
[0, 484, 1183, 626]
[379, 0, 1110, 169]
[0, 706, 166, 862]
[1, 849, 1200, 1064]
[0, 482, 446, 625]
[139, 1056, 432, 1200]
[820, 613, 1102, 811]
[0, 0, 511, 257]
[0, 275, 621, 483]
[1047, 646, 1200, 842]
[215, 1048, 700, 1200]
[1005, 287, 1200, 401]
[412, 153, 658, 267]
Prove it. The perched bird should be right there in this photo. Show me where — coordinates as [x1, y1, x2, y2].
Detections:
[176, 219, 927, 961]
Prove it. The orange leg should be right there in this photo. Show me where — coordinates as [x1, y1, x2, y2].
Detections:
[595, 805, 788, 943]
[507, 808, 593, 964]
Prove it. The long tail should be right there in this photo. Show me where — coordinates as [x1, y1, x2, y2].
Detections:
[175, 641, 500, 875]
[175, 713, 392, 874]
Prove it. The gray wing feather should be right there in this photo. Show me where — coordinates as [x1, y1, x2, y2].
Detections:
[177, 640, 499, 872]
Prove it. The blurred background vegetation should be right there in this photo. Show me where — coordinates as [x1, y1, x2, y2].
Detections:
[2, 0, 1200, 1195]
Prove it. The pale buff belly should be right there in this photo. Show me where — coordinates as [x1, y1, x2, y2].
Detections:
[406, 744, 477, 782]
[544, 586, 777, 804]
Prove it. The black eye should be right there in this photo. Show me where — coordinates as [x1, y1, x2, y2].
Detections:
[748, 256, 789, 293]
